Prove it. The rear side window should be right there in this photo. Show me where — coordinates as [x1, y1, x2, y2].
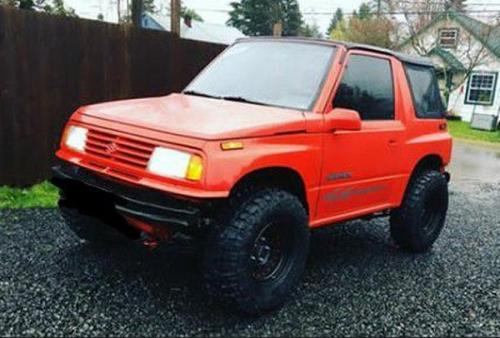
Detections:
[333, 54, 395, 120]
[405, 64, 446, 118]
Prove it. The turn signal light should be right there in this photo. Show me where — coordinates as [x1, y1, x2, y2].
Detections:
[221, 141, 244, 151]
[186, 155, 204, 181]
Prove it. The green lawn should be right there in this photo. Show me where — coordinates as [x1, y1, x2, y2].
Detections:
[448, 120, 500, 144]
[0, 181, 59, 209]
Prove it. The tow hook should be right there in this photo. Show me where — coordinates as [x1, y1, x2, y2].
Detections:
[141, 234, 160, 250]
[125, 217, 170, 250]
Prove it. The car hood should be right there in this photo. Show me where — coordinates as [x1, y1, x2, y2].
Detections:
[78, 94, 307, 140]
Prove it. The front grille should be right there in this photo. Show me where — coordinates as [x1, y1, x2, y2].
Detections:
[85, 129, 155, 170]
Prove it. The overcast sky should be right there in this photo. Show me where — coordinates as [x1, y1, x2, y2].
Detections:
[65, 0, 500, 34]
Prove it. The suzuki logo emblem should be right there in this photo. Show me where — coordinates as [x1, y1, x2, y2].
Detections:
[105, 143, 118, 155]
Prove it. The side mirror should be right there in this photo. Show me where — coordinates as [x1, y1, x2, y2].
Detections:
[326, 108, 362, 131]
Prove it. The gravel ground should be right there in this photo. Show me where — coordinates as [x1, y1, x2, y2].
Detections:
[0, 178, 499, 337]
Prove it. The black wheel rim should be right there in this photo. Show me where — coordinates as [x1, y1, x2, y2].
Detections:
[250, 222, 291, 282]
[421, 189, 445, 236]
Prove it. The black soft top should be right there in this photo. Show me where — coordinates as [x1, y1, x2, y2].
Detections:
[236, 37, 434, 68]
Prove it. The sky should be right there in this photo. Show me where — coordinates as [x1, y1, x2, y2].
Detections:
[64, 0, 368, 33]
[65, 0, 500, 34]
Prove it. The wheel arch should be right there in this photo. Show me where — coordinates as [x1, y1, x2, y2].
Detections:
[411, 154, 445, 177]
[230, 166, 309, 213]
[401, 154, 446, 200]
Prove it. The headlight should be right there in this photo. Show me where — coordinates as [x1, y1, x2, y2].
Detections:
[147, 147, 203, 181]
[64, 126, 88, 152]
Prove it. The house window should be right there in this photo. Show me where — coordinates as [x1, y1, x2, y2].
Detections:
[465, 72, 498, 105]
[439, 28, 459, 48]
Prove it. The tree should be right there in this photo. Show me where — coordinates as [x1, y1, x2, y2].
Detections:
[228, 0, 303, 36]
[181, 6, 203, 22]
[446, 0, 467, 11]
[357, 2, 373, 20]
[330, 16, 395, 48]
[131, 0, 142, 26]
[49, 0, 76, 16]
[326, 8, 343, 36]
[330, 2, 395, 48]
[143, 0, 155, 12]
[300, 22, 322, 38]
[396, 1, 498, 103]
[0, 0, 76, 16]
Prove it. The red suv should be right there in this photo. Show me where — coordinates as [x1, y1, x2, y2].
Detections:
[52, 38, 452, 314]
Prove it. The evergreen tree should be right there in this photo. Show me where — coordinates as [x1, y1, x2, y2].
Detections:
[446, 0, 467, 11]
[0, 0, 76, 16]
[181, 7, 203, 22]
[357, 3, 373, 20]
[228, 0, 303, 36]
[300, 22, 322, 38]
[326, 8, 343, 36]
[143, 0, 155, 12]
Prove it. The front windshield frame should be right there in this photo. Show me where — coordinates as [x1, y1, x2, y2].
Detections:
[184, 39, 338, 112]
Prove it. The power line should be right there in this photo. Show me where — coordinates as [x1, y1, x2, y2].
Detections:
[194, 7, 500, 15]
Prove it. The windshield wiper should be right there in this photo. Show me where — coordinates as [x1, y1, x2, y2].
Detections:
[183, 90, 221, 99]
[221, 96, 269, 107]
[184, 91, 269, 107]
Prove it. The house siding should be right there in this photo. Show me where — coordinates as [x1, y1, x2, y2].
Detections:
[447, 60, 500, 122]
[400, 16, 500, 123]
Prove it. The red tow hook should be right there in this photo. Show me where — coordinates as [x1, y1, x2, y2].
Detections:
[142, 237, 160, 250]
[125, 217, 170, 250]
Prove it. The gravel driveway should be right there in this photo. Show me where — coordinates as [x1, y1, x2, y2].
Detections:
[0, 177, 499, 337]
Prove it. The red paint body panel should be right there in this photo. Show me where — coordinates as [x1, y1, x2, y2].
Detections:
[56, 41, 452, 228]
[79, 94, 307, 140]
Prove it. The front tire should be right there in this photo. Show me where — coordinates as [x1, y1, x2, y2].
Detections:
[203, 188, 310, 314]
[390, 170, 449, 252]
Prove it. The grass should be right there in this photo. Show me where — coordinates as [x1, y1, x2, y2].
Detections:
[0, 181, 59, 209]
[448, 120, 500, 144]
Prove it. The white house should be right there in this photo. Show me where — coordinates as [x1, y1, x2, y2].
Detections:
[399, 9, 500, 129]
[141, 12, 246, 46]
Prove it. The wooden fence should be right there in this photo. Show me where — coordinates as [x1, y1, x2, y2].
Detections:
[0, 6, 225, 186]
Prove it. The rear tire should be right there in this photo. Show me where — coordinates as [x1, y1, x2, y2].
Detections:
[390, 170, 449, 252]
[203, 188, 310, 315]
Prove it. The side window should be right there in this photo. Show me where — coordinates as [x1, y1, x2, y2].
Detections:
[333, 54, 395, 120]
[405, 64, 446, 118]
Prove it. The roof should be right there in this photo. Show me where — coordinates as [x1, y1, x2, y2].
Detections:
[142, 13, 245, 45]
[428, 47, 466, 71]
[452, 11, 500, 58]
[236, 37, 435, 67]
[399, 9, 500, 58]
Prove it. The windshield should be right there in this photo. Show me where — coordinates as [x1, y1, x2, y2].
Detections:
[184, 41, 336, 111]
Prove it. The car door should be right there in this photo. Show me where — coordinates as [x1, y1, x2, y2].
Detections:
[315, 51, 406, 223]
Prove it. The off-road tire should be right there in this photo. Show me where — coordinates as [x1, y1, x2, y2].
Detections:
[390, 170, 448, 252]
[60, 206, 136, 246]
[203, 188, 310, 314]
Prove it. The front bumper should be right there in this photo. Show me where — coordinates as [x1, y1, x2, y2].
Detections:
[51, 162, 221, 234]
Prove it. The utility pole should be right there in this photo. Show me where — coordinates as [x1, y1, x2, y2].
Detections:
[273, 22, 283, 36]
[377, 0, 381, 18]
[131, 0, 143, 27]
[117, 0, 121, 22]
[272, 1, 283, 37]
[171, 0, 181, 36]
